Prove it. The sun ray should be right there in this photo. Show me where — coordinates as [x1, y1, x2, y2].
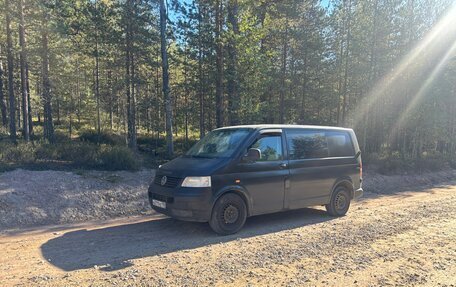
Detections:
[352, 4, 456, 128]
[388, 40, 456, 142]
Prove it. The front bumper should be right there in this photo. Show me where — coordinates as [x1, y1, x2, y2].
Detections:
[148, 183, 212, 222]
[353, 188, 363, 200]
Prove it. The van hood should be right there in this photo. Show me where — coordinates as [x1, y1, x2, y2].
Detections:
[157, 156, 228, 177]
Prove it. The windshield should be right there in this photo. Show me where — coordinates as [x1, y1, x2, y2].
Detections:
[186, 128, 252, 158]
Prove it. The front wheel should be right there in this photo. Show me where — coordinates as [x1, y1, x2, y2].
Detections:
[325, 186, 351, 216]
[209, 193, 247, 235]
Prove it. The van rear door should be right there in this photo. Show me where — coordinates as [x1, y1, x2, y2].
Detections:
[284, 129, 357, 208]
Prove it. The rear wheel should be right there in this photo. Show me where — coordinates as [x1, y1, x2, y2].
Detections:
[325, 186, 351, 216]
[209, 193, 247, 235]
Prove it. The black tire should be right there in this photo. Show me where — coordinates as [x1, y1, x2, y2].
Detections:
[325, 186, 351, 216]
[209, 193, 247, 235]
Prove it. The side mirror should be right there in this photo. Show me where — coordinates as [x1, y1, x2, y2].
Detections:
[244, 148, 261, 162]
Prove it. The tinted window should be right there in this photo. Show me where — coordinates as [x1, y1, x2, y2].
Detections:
[287, 131, 328, 159]
[327, 131, 354, 157]
[251, 136, 283, 161]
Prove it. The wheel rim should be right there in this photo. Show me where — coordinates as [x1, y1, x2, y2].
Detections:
[222, 204, 239, 224]
[335, 193, 347, 211]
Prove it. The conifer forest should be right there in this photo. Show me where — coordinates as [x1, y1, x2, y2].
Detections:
[0, 0, 455, 171]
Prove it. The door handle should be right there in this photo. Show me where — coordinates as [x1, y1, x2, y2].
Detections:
[279, 163, 288, 169]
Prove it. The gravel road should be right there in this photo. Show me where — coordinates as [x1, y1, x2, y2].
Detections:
[1, 181, 455, 286]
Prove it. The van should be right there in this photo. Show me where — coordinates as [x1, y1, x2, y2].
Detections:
[148, 125, 363, 235]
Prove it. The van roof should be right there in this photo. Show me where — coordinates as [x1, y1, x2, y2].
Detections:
[215, 124, 353, 132]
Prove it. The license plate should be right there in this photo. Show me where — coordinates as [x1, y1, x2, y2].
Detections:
[152, 199, 166, 209]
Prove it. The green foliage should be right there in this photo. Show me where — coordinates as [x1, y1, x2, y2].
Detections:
[99, 145, 139, 171]
[0, 140, 140, 171]
[366, 150, 455, 175]
[0, 142, 36, 164]
[79, 130, 124, 145]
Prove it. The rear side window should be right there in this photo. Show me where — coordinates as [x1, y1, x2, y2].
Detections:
[287, 131, 328, 160]
[327, 131, 354, 157]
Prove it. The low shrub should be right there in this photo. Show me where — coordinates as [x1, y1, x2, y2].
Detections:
[367, 150, 454, 174]
[377, 158, 411, 174]
[0, 140, 140, 171]
[0, 142, 36, 164]
[57, 142, 100, 167]
[79, 130, 124, 145]
[137, 136, 163, 146]
[34, 143, 60, 160]
[54, 131, 71, 143]
[414, 151, 450, 172]
[99, 145, 139, 171]
[0, 126, 9, 140]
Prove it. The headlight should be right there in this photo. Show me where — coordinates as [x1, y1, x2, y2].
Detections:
[181, 176, 211, 187]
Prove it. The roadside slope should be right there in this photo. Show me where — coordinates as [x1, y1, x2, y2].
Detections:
[0, 169, 153, 229]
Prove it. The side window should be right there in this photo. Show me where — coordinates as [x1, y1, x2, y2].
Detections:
[327, 131, 355, 157]
[251, 135, 283, 161]
[287, 131, 329, 160]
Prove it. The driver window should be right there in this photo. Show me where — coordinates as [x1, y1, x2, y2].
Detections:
[251, 135, 283, 161]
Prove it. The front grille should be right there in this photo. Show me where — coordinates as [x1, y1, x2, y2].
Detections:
[151, 193, 174, 203]
[153, 174, 181, 188]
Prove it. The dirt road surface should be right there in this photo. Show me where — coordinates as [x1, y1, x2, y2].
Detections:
[1, 185, 455, 286]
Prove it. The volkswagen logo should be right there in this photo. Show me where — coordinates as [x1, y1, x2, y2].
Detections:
[160, 176, 167, 186]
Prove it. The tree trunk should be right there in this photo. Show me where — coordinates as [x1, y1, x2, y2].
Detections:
[183, 46, 189, 147]
[108, 70, 113, 131]
[362, 0, 379, 153]
[56, 87, 60, 124]
[41, 7, 55, 143]
[125, 0, 132, 148]
[26, 63, 33, 136]
[0, 45, 8, 127]
[198, 6, 205, 138]
[227, 0, 239, 125]
[125, 0, 137, 150]
[95, 37, 101, 138]
[18, 0, 29, 141]
[76, 63, 81, 124]
[215, 0, 224, 127]
[160, 0, 173, 156]
[69, 91, 73, 138]
[35, 78, 41, 123]
[155, 60, 161, 144]
[130, 53, 137, 148]
[300, 37, 308, 123]
[279, 16, 289, 124]
[6, 0, 17, 142]
[17, 85, 21, 129]
[341, 0, 352, 126]
[336, 5, 346, 126]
